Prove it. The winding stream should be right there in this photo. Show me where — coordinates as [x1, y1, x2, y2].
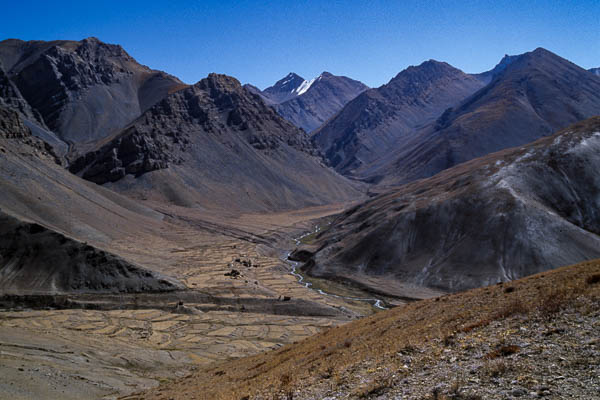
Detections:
[283, 225, 387, 310]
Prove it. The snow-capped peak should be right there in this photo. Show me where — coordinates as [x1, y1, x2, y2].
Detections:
[292, 74, 322, 95]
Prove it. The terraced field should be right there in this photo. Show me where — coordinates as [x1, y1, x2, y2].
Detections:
[0, 204, 397, 399]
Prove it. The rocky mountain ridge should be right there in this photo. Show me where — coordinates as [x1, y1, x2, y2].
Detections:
[249, 71, 368, 133]
[69, 73, 362, 211]
[369, 47, 600, 186]
[272, 71, 368, 132]
[311, 60, 485, 177]
[0, 37, 184, 153]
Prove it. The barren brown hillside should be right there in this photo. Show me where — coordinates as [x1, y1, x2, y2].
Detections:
[136, 259, 600, 399]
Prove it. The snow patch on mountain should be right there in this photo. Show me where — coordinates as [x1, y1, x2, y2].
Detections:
[293, 76, 318, 95]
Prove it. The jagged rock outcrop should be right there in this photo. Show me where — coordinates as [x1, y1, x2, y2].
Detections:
[0, 37, 184, 148]
[70, 74, 361, 211]
[0, 105, 61, 164]
[0, 105, 31, 138]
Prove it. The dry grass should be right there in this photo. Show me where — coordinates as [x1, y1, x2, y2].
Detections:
[139, 259, 600, 400]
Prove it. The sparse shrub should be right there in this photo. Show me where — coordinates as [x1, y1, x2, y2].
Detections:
[482, 359, 510, 378]
[504, 286, 515, 293]
[399, 343, 416, 354]
[278, 373, 295, 400]
[320, 366, 334, 379]
[449, 380, 462, 396]
[495, 299, 527, 319]
[280, 373, 291, 386]
[538, 288, 568, 316]
[485, 344, 520, 359]
[459, 318, 492, 333]
[344, 339, 352, 348]
[443, 333, 455, 347]
[586, 273, 600, 285]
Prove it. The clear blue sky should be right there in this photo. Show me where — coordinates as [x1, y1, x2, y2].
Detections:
[3, 0, 599, 89]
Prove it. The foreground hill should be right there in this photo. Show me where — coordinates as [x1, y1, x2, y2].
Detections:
[311, 60, 485, 177]
[300, 117, 600, 293]
[70, 73, 362, 211]
[0, 37, 184, 152]
[249, 72, 367, 133]
[370, 48, 600, 185]
[138, 258, 600, 399]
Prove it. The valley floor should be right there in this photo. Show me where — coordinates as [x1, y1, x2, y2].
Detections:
[0, 203, 431, 399]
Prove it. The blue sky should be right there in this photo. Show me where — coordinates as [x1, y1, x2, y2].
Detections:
[3, 1, 599, 88]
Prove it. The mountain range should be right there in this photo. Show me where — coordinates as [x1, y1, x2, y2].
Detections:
[366, 48, 600, 186]
[1, 35, 600, 399]
[69, 73, 361, 211]
[311, 60, 485, 178]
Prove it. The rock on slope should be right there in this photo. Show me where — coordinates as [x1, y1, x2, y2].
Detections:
[259, 72, 368, 133]
[302, 117, 600, 292]
[370, 48, 600, 185]
[311, 60, 485, 177]
[70, 73, 362, 211]
[0, 37, 184, 151]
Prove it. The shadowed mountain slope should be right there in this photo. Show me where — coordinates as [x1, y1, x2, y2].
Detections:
[311, 60, 485, 177]
[0, 211, 183, 294]
[370, 48, 600, 185]
[70, 73, 362, 211]
[0, 37, 184, 152]
[302, 117, 600, 293]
